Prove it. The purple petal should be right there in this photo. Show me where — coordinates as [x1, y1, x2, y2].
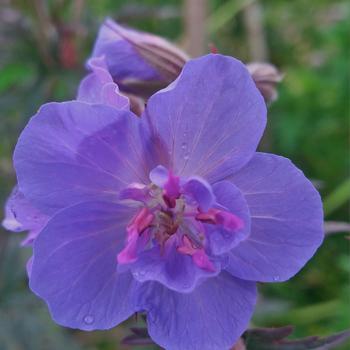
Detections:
[26, 256, 33, 277]
[77, 56, 129, 109]
[130, 234, 220, 293]
[119, 183, 149, 203]
[207, 181, 251, 255]
[183, 176, 214, 212]
[136, 272, 257, 350]
[142, 54, 267, 183]
[14, 101, 149, 215]
[149, 165, 181, 203]
[30, 200, 138, 330]
[92, 19, 161, 82]
[2, 186, 48, 245]
[226, 153, 324, 282]
[149, 165, 169, 187]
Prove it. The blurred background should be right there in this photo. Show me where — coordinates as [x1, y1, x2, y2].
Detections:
[0, 0, 349, 349]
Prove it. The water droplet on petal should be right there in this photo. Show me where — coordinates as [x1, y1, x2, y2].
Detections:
[83, 315, 94, 325]
[212, 235, 221, 242]
[273, 275, 280, 281]
[183, 281, 191, 289]
[181, 142, 187, 150]
[133, 270, 146, 279]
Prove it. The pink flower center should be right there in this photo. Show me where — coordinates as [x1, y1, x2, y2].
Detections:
[117, 167, 243, 271]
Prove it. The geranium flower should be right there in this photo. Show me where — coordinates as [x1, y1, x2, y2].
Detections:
[11, 54, 323, 350]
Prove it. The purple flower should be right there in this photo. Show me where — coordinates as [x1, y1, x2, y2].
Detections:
[246, 62, 284, 102]
[77, 55, 130, 109]
[11, 54, 323, 350]
[92, 18, 188, 98]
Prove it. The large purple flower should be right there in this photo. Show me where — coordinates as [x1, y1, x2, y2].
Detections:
[12, 54, 323, 350]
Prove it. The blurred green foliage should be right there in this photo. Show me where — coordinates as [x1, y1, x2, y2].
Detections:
[0, 0, 349, 349]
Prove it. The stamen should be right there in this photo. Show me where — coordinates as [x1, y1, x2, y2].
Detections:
[131, 207, 154, 232]
[196, 208, 243, 231]
[117, 208, 154, 264]
[163, 171, 180, 208]
[163, 194, 176, 209]
[177, 235, 215, 272]
[117, 227, 139, 264]
[216, 211, 243, 230]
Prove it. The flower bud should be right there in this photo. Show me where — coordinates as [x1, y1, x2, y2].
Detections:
[92, 18, 189, 98]
[246, 62, 284, 103]
[91, 19, 283, 104]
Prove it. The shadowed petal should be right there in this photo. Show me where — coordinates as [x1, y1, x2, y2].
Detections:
[92, 19, 161, 82]
[14, 101, 149, 215]
[142, 54, 266, 183]
[2, 186, 48, 245]
[207, 181, 251, 255]
[26, 256, 33, 277]
[130, 234, 220, 293]
[30, 201, 138, 330]
[183, 177, 214, 212]
[136, 272, 257, 350]
[226, 153, 324, 282]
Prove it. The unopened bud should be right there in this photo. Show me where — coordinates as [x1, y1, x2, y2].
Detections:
[124, 93, 145, 116]
[246, 62, 283, 103]
[232, 337, 246, 350]
[91, 19, 283, 105]
[93, 18, 189, 98]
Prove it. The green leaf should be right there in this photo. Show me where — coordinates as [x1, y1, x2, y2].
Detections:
[207, 0, 256, 33]
[0, 63, 35, 93]
[323, 178, 350, 216]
